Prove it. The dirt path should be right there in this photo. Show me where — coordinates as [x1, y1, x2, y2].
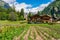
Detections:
[13, 26, 57, 40]
[37, 26, 56, 40]
[23, 27, 31, 40]
[41, 30, 56, 40]
[33, 27, 43, 40]
[29, 27, 35, 39]
[13, 30, 26, 40]
[36, 28, 48, 40]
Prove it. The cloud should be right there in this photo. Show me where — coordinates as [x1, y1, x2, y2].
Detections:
[2, 0, 53, 13]
[29, 2, 50, 13]
[15, 3, 32, 13]
[14, 2, 50, 13]
[3, 0, 16, 3]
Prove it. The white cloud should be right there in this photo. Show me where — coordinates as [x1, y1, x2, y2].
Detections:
[29, 2, 50, 13]
[2, 0, 53, 13]
[15, 3, 32, 13]
[14, 2, 50, 13]
[3, 0, 16, 3]
[2, 0, 32, 13]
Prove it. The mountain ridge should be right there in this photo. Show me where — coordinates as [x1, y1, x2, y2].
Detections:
[0, 0, 10, 8]
[41, 0, 60, 17]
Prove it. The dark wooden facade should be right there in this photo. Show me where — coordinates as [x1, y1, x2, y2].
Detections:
[29, 14, 52, 23]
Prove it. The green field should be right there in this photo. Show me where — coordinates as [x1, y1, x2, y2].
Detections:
[0, 20, 60, 40]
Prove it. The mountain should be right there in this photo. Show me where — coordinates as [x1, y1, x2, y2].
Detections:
[0, 0, 10, 8]
[41, 0, 60, 17]
[0, 0, 15, 12]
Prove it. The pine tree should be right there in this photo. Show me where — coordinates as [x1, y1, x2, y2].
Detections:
[20, 8, 24, 17]
[28, 12, 32, 18]
[19, 8, 24, 20]
[37, 11, 40, 15]
[28, 12, 33, 21]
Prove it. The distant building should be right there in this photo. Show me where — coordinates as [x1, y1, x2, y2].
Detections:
[40, 15, 52, 23]
[28, 14, 52, 23]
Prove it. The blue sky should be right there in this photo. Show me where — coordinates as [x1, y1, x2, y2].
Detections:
[16, 0, 52, 7]
[3, 0, 54, 13]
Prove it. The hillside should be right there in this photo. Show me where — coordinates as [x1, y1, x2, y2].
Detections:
[0, 0, 18, 20]
[0, 0, 10, 8]
[42, 0, 60, 17]
[0, 0, 24, 21]
[0, 0, 13, 12]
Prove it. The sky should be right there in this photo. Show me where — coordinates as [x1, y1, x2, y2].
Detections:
[3, 0, 54, 13]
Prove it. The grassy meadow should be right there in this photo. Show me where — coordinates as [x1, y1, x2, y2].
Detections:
[0, 20, 60, 40]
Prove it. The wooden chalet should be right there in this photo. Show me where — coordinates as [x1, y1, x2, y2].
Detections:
[40, 15, 52, 23]
[29, 14, 52, 23]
